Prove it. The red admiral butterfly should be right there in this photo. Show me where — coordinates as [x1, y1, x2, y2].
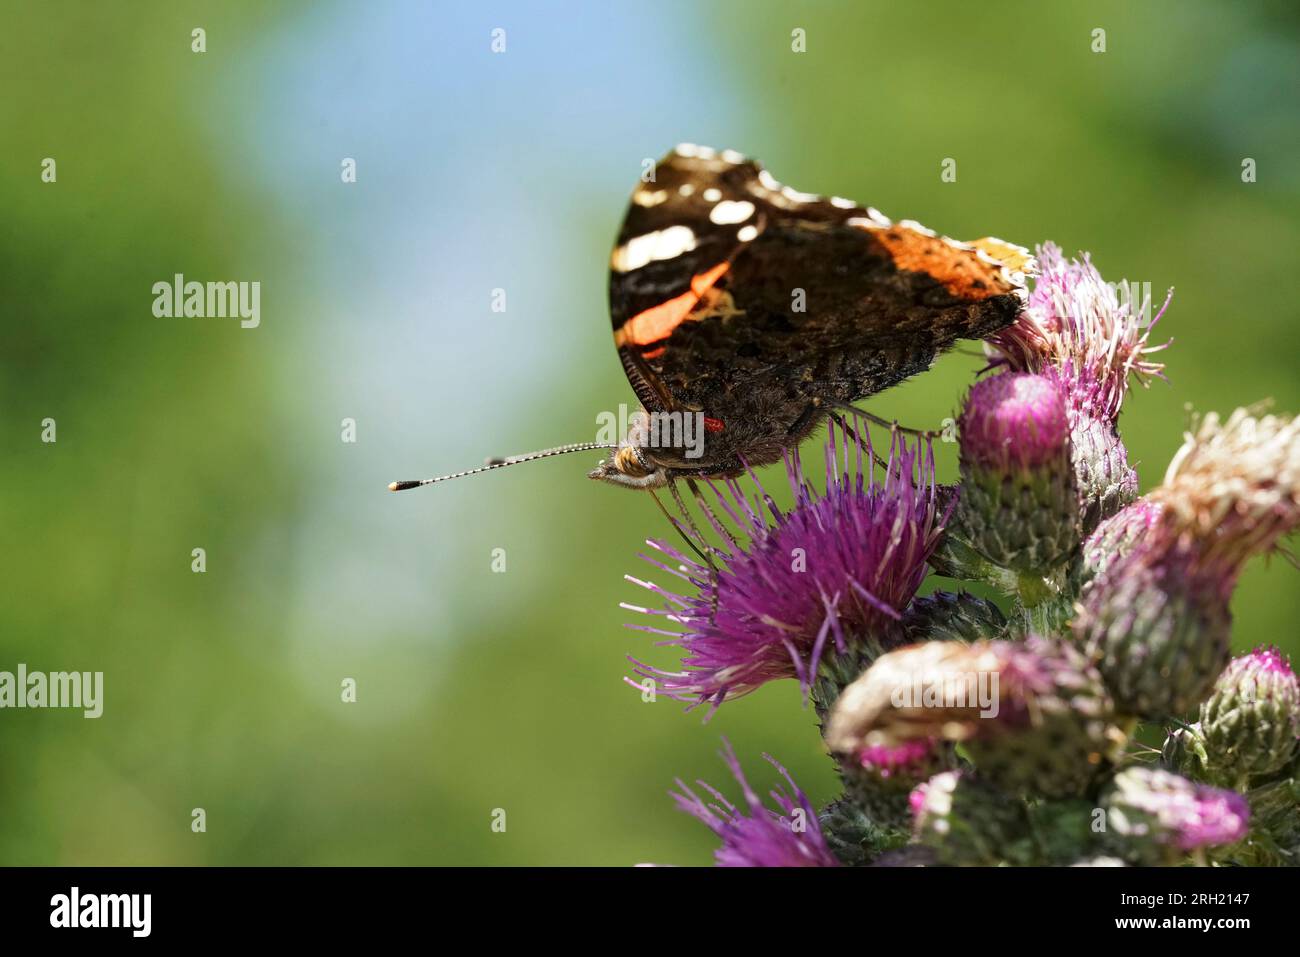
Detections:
[390, 144, 1032, 493]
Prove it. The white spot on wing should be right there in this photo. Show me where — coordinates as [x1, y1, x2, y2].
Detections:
[702, 187, 722, 202]
[830, 196, 856, 209]
[899, 219, 937, 237]
[737, 224, 759, 242]
[675, 143, 716, 159]
[633, 189, 668, 208]
[781, 185, 821, 203]
[848, 207, 893, 230]
[611, 226, 698, 272]
[709, 200, 755, 225]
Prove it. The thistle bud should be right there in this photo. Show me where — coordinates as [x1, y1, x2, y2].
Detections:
[1075, 539, 1232, 719]
[1199, 648, 1300, 784]
[910, 771, 1031, 866]
[1080, 498, 1164, 583]
[961, 637, 1125, 799]
[1070, 411, 1139, 534]
[1100, 767, 1249, 863]
[818, 800, 884, 867]
[955, 372, 1078, 573]
[1244, 751, 1300, 834]
[900, 591, 1009, 644]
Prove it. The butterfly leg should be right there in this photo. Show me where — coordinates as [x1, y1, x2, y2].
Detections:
[685, 478, 739, 554]
[827, 410, 866, 448]
[649, 487, 713, 576]
[658, 478, 722, 619]
[824, 397, 942, 439]
[785, 401, 827, 441]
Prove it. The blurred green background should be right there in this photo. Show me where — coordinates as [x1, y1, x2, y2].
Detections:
[2, 1, 1298, 865]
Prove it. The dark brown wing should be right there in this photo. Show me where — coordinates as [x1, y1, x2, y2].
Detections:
[607, 145, 1033, 465]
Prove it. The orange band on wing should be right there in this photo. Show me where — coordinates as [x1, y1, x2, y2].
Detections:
[615, 262, 730, 348]
[867, 229, 1019, 301]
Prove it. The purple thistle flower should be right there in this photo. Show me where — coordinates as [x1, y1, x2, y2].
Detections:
[985, 244, 1171, 531]
[987, 242, 1170, 424]
[1242, 646, 1297, 676]
[908, 777, 934, 820]
[624, 420, 944, 713]
[668, 739, 838, 867]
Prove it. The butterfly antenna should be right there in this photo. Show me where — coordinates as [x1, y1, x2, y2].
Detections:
[388, 442, 616, 491]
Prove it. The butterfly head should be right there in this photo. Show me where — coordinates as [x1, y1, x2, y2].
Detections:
[587, 430, 670, 490]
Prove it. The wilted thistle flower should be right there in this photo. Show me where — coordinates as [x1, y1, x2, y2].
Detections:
[625, 422, 944, 713]
[1151, 407, 1300, 565]
[668, 739, 838, 867]
[1199, 647, 1300, 785]
[825, 636, 1124, 799]
[1101, 767, 1249, 862]
[1076, 407, 1300, 719]
[952, 371, 1078, 574]
[987, 243, 1170, 531]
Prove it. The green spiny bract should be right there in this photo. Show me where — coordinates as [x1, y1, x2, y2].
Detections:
[901, 591, 1009, 644]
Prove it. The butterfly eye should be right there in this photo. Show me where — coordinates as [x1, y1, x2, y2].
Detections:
[614, 445, 653, 478]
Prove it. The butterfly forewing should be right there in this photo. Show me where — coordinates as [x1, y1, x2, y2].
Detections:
[606, 145, 1033, 474]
